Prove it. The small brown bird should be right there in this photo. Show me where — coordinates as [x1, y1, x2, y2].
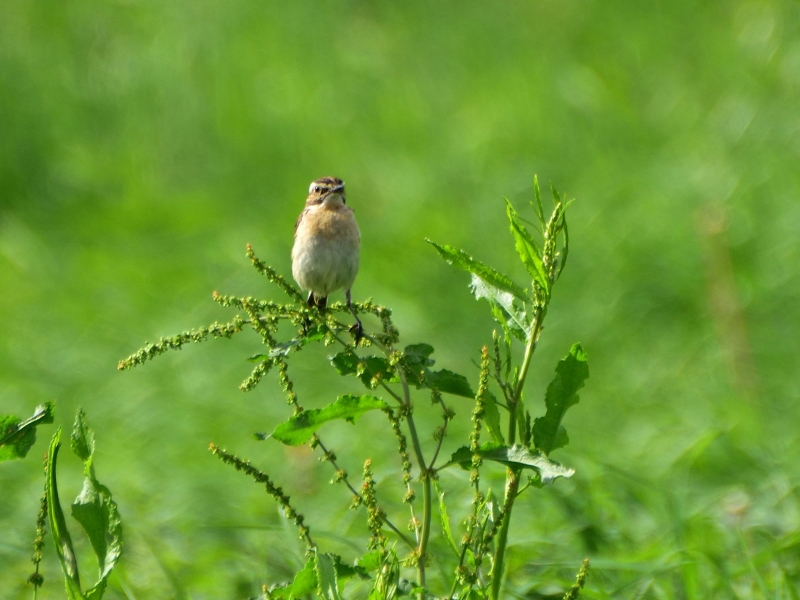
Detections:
[291, 176, 362, 339]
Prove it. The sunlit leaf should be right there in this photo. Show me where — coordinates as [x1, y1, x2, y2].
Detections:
[427, 240, 528, 302]
[315, 551, 341, 600]
[483, 392, 504, 444]
[330, 352, 398, 387]
[425, 369, 474, 398]
[71, 408, 95, 464]
[46, 428, 85, 600]
[433, 481, 460, 557]
[69, 411, 123, 600]
[444, 442, 574, 484]
[470, 275, 530, 339]
[533, 343, 589, 455]
[271, 395, 387, 446]
[0, 402, 54, 463]
[266, 558, 316, 598]
[403, 343, 435, 368]
[506, 199, 550, 292]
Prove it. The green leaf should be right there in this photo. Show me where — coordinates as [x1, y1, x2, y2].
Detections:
[357, 551, 383, 572]
[557, 208, 569, 280]
[483, 392, 504, 444]
[0, 402, 55, 463]
[246, 353, 271, 363]
[70, 410, 123, 600]
[247, 328, 327, 363]
[433, 481, 460, 557]
[271, 394, 387, 446]
[331, 554, 369, 581]
[506, 199, 550, 292]
[444, 442, 574, 484]
[71, 408, 95, 464]
[315, 551, 341, 600]
[470, 275, 530, 339]
[532, 175, 545, 226]
[427, 240, 528, 302]
[403, 343, 435, 367]
[399, 345, 475, 399]
[426, 369, 474, 398]
[330, 352, 398, 388]
[533, 343, 589, 455]
[266, 558, 317, 598]
[46, 428, 85, 600]
[489, 301, 515, 347]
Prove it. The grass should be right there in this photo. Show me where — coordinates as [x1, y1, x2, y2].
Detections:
[1, 1, 799, 598]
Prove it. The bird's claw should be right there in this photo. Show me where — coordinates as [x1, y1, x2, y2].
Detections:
[349, 320, 364, 346]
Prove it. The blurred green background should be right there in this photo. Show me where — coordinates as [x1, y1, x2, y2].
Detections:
[2, 0, 799, 598]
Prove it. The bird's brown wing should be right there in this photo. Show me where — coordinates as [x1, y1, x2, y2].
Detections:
[294, 208, 309, 235]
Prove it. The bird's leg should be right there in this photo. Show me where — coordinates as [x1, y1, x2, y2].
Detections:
[302, 292, 315, 333]
[346, 289, 364, 345]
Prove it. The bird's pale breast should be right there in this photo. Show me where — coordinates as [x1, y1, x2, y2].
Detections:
[292, 204, 360, 298]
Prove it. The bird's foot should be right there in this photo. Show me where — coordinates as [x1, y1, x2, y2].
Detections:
[349, 319, 364, 346]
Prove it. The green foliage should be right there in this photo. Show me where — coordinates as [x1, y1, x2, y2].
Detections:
[533, 343, 589, 455]
[45, 410, 122, 600]
[271, 394, 388, 446]
[445, 443, 575, 484]
[0, 402, 54, 463]
[426, 242, 528, 302]
[0, 175, 602, 598]
[107, 184, 588, 599]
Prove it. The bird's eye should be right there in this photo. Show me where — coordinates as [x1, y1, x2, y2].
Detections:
[314, 186, 321, 193]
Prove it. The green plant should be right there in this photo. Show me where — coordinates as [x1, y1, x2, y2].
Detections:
[118, 176, 588, 599]
[4, 405, 123, 600]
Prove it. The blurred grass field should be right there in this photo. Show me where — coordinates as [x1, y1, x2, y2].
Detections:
[2, 1, 800, 598]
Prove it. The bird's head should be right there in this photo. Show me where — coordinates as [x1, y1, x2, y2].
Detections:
[306, 177, 346, 208]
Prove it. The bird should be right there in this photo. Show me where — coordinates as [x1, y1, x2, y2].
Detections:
[291, 176, 363, 340]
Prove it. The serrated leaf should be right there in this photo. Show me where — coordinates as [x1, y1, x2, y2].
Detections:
[533, 343, 589, 455]
[267, 558, 316, 598]
[46, 428, 85, 600]
[470, 275, 530, 339]
[489, 302, 514, 347]
[71, 479, 123, 589]
[71, 408, 95, 463]
[426, 369, 474, 398]
[444, 442, 574, 484]
[433, 481, 460, 557]
[332, 554, 369, 581]
[330, 352, 398, 388]
[357, 551, 383, 572]
[427, 240, 528, 302]
[483, 392, 504, 444]
[399, 346, 475, 399]
[247, 328, 327, 363]
[403, 343, 435, 367]
[0, 402, 55, 463]
[506, 200, 550, 293]
[315, 551, 341, 600]
[71, 410, 122, 600]
[271, 395, 387, 446]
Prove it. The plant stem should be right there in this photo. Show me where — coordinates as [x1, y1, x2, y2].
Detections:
[492, 308, 545, 599]
[397, 368, 431, 596]
[490, 468, 520, 600]
[336, 321, 432, 595]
